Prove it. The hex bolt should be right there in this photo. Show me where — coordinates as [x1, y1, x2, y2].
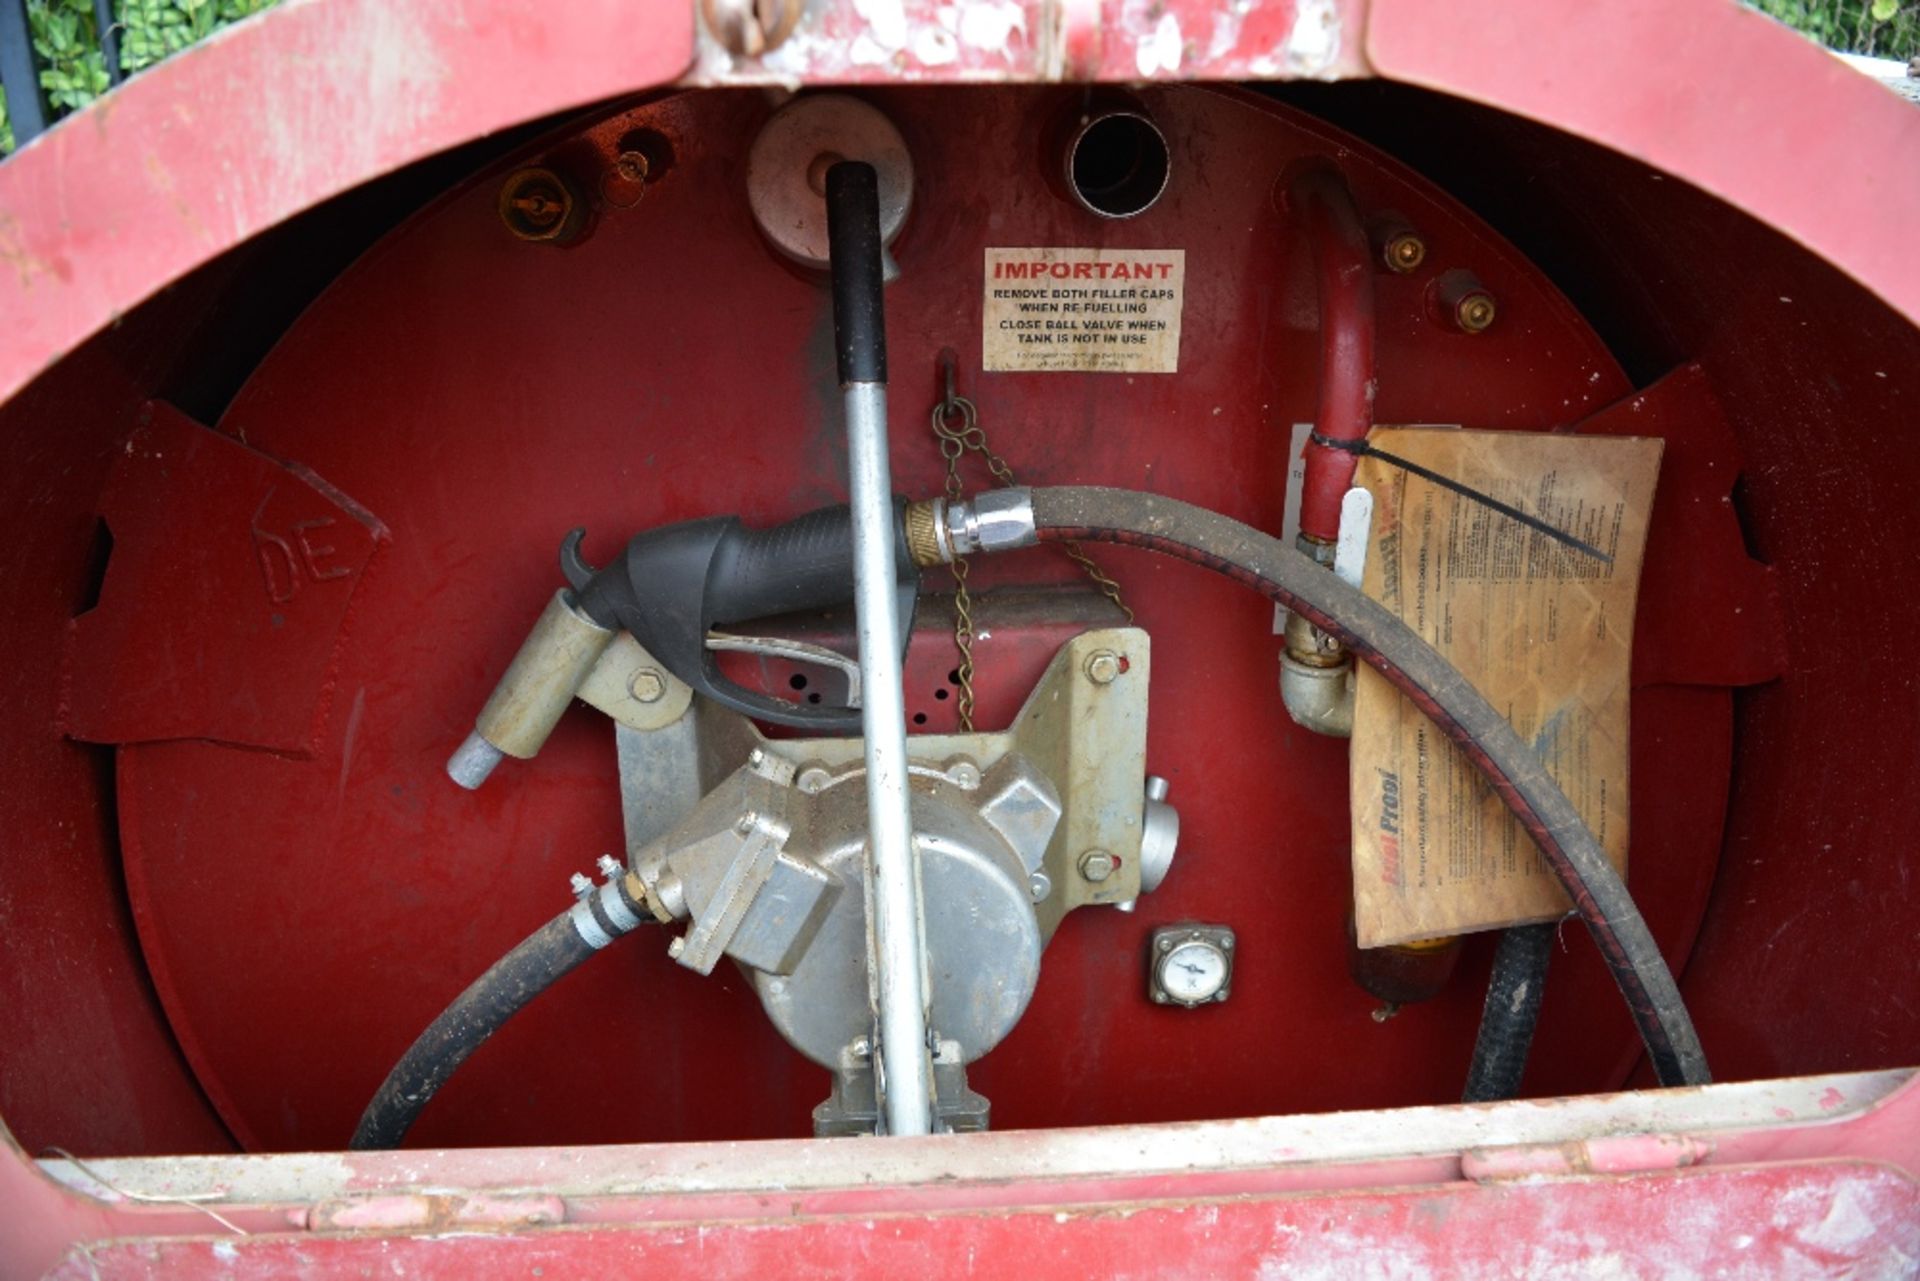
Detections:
[735, 811, 758, 835]
[628, 668, 667, 704]
[1084, 650, 1125, 685]
[701, 0, 804, 57]
[1431, 269, 1497, 335]
[497, 168, 580, 243]
[797, 766, 833, 794]
[1456, 293, 1497, 333]
[1384, 230, 1426, 274]
[569, 872, 594, 898]
[1152, 990, 1169, 1004]
[851, 1036, 872, 1058]
[1078, 849, 1116, 882]
[596, 854, 623, 880]
[947, 758, 981, 789]
[667, 937, 686, 959]
[1158, 936, 1175, 953]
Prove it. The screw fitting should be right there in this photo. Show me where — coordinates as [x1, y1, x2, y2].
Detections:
[1084, 650, 1125, 685]
[1384, 231, 1427, 273]
[1078, 849, 1116, 882]
[498, 167, 583, 244]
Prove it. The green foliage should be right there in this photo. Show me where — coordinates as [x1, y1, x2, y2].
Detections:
[1, 0, 281, 153]
[1749, 0, 1920, 57]
[30, 0, 109, 112]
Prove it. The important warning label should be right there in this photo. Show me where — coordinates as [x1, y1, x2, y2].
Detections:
[982, 248, 1185, 373]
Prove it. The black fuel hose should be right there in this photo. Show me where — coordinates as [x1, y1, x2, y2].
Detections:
[351, 877, 648, 1149]
[1026, 486, 1708, 1087]
[1463, 922, 1557, 1102]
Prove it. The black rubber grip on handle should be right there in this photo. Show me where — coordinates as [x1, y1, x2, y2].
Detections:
[826, 161, 887, 386]
[708, 502, 867, 625]
[564, 501, 918, 730]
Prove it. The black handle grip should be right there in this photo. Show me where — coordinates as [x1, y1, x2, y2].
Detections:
[708, 503, 865, 625]
[826, 162, 887, 386]
[565, 501, 917, 730]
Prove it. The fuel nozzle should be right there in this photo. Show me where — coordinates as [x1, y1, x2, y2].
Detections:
[447, 500, 927, 788]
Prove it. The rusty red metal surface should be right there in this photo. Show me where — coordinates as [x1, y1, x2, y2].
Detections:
[0, 0, 1917, 1275]
[7, 1069, 1919, 1276]
[87, 84, 1775, 1154]
[40, 1163, 1920, 1278]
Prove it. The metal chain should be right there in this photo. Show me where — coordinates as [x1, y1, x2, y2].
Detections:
[929, 390, 1133, 731]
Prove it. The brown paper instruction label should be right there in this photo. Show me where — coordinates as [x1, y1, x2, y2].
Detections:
[1349, 428, 1663, 948]
[982, 248, 1184, 373]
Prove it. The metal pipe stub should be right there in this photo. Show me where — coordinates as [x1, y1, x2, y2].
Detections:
[447, 589, 615, 789]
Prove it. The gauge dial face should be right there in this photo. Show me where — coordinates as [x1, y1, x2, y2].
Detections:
[1158, 939, 1229, 1005]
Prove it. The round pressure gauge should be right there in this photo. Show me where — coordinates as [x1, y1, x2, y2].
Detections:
[1148, 924, 1235, 1008]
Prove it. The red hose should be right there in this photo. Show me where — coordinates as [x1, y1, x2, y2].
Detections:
[1290, 166, 1376, 544]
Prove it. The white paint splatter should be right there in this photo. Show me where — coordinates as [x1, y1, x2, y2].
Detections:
[957, 0, 1025, 55]
[1284, 0, 1341, 77]
[848, 32, 895, 65]
[1207, 0, 1253, 62]
[1136, 13, 1183, 76]
[912, 25, 960, 63]
[1796, 1182, 1878, 1251]
[854, 0, 910, 51]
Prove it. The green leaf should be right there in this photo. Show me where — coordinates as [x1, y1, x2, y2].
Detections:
[1870, 0, 1898, 20]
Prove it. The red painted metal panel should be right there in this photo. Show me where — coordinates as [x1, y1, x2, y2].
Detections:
[0, 0, 1915, 1274]
[1364, 0, 1920, 328]
[64, 402, 389, 754]
[38, 1163, 1920, 1279]
[0, 0, 695, 402]
[91, 86, 1769, 1151]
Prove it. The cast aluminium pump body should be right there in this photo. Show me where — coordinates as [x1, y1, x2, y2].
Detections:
[614, 626, 1175, 1132]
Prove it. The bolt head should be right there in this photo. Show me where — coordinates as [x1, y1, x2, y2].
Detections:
[1386, 233, 1426, 274]
[597, 854, 623, 880]
[667, 937, 686, 959]
[1084, 650, 1124, 685]
[1152, 990, 1168, 1003]
[850, 1036, 872, 1058]
[1078, 849, 1116, 883]
[1455, 293, 1497, 334]
[1028, 871, 1053, 903]
[797, 766, 832, 794]
[736, 811, 758, 835]
[947, 758, 981, 789]
[628, 668, 667, 703]
[569, 872, 593, 898]
[614, 150, 650, 184]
